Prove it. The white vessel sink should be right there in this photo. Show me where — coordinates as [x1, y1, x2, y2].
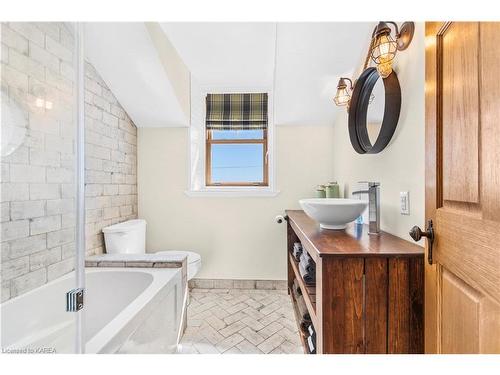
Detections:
[299, 198, 368, 230]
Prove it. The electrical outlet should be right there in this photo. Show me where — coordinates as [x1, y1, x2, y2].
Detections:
[400, 191, 410, 215]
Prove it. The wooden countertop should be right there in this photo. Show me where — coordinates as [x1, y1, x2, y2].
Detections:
[286, 210, 423, 260]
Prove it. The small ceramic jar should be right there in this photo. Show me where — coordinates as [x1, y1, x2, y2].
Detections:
[315, 185, 326, 198]
[325, 182, 340, 198]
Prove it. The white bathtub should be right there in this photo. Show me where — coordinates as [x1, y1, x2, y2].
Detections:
[1, 267, 186, 353]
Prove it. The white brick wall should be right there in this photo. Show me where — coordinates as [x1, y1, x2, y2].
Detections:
[83, 62, 138, 256]
[1, 23, 138, 302]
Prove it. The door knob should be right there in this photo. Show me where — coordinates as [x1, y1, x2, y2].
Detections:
[409, 219, 434, 265]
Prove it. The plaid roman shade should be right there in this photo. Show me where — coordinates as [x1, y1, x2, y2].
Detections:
[205, 93, 268, 130]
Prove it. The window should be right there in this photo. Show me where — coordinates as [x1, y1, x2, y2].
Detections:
[205, 93, 269, 187]
[206, 129, 268, 186]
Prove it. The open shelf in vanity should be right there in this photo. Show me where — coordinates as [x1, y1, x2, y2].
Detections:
[288, 253, 317, 323]
[289, 281, 311, 354]
[286, 210, 424, 354]
[288, 251, 317, 354]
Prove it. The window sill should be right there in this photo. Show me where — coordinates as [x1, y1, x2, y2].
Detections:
[184, 187, 280, 198]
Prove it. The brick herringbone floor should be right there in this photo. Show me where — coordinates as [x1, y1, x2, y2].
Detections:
[178, 288, 304, 354]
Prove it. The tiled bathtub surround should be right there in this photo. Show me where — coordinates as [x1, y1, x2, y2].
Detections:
[85, 253, 187, 271]
[1, 22, 138, 302]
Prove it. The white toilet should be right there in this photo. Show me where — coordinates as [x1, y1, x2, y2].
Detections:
[102, 219, 201, 280]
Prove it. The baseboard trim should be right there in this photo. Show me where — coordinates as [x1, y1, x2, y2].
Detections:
[189, 278, 287, 290]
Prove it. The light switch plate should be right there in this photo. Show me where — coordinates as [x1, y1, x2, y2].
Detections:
[400, 191, 410, 215]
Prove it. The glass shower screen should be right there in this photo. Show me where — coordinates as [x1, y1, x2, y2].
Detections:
[0, 22, 86, 353]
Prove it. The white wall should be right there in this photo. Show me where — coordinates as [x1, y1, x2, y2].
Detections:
[331, 23, 425, 242]
[138, 125, 334, 280]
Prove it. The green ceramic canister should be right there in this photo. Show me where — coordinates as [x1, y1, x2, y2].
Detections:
[315, 185, 326, 198]
[325, 181, 340, 198]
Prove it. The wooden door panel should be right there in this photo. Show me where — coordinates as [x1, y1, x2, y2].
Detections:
[479, 23, 500, 222]
[441, 267, 481, 353]
[435, 210, 500, 304]
[441, 22, 480, 205]
[479, 298, 500, 353]
[441, 267, 500, 354]
[426, 21, 500, 354]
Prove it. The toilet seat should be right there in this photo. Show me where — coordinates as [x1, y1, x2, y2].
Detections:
[155, 251, 201, 280]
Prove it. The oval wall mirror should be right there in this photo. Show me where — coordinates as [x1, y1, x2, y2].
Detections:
[348, 67, 401, 154]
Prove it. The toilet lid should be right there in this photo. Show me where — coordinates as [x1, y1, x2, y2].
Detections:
[156, 251, 201, 265]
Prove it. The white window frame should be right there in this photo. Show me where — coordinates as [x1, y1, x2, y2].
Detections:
[186, 84, 278, 197]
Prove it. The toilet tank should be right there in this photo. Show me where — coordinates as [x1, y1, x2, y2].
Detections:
[102, 219, 146, 254]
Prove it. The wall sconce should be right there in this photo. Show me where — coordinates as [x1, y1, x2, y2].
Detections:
[334, 77, 375, 108]
[333, 21, 412, 108]
[371, 22, 414, 78]
[333, 77, 353, 107]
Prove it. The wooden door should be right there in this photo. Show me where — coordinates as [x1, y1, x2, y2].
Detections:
[425, 22, 500, 353]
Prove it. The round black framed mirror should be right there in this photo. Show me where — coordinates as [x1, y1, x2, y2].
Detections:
[348, 67, 401, 154]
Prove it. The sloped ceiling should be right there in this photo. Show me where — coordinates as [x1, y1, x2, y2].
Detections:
[85, 22, 374, 128]
[160, 23, 277, 87]
[85, 22, 189, 128]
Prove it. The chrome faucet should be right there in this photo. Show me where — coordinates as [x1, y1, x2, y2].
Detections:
[352, 182, 380, 235]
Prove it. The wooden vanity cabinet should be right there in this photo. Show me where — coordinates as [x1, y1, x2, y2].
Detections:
[286, 210, 424, 354]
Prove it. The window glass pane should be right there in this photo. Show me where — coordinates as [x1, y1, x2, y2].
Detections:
[211, 129, 264, 140]
[211, 144, 264, 183]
